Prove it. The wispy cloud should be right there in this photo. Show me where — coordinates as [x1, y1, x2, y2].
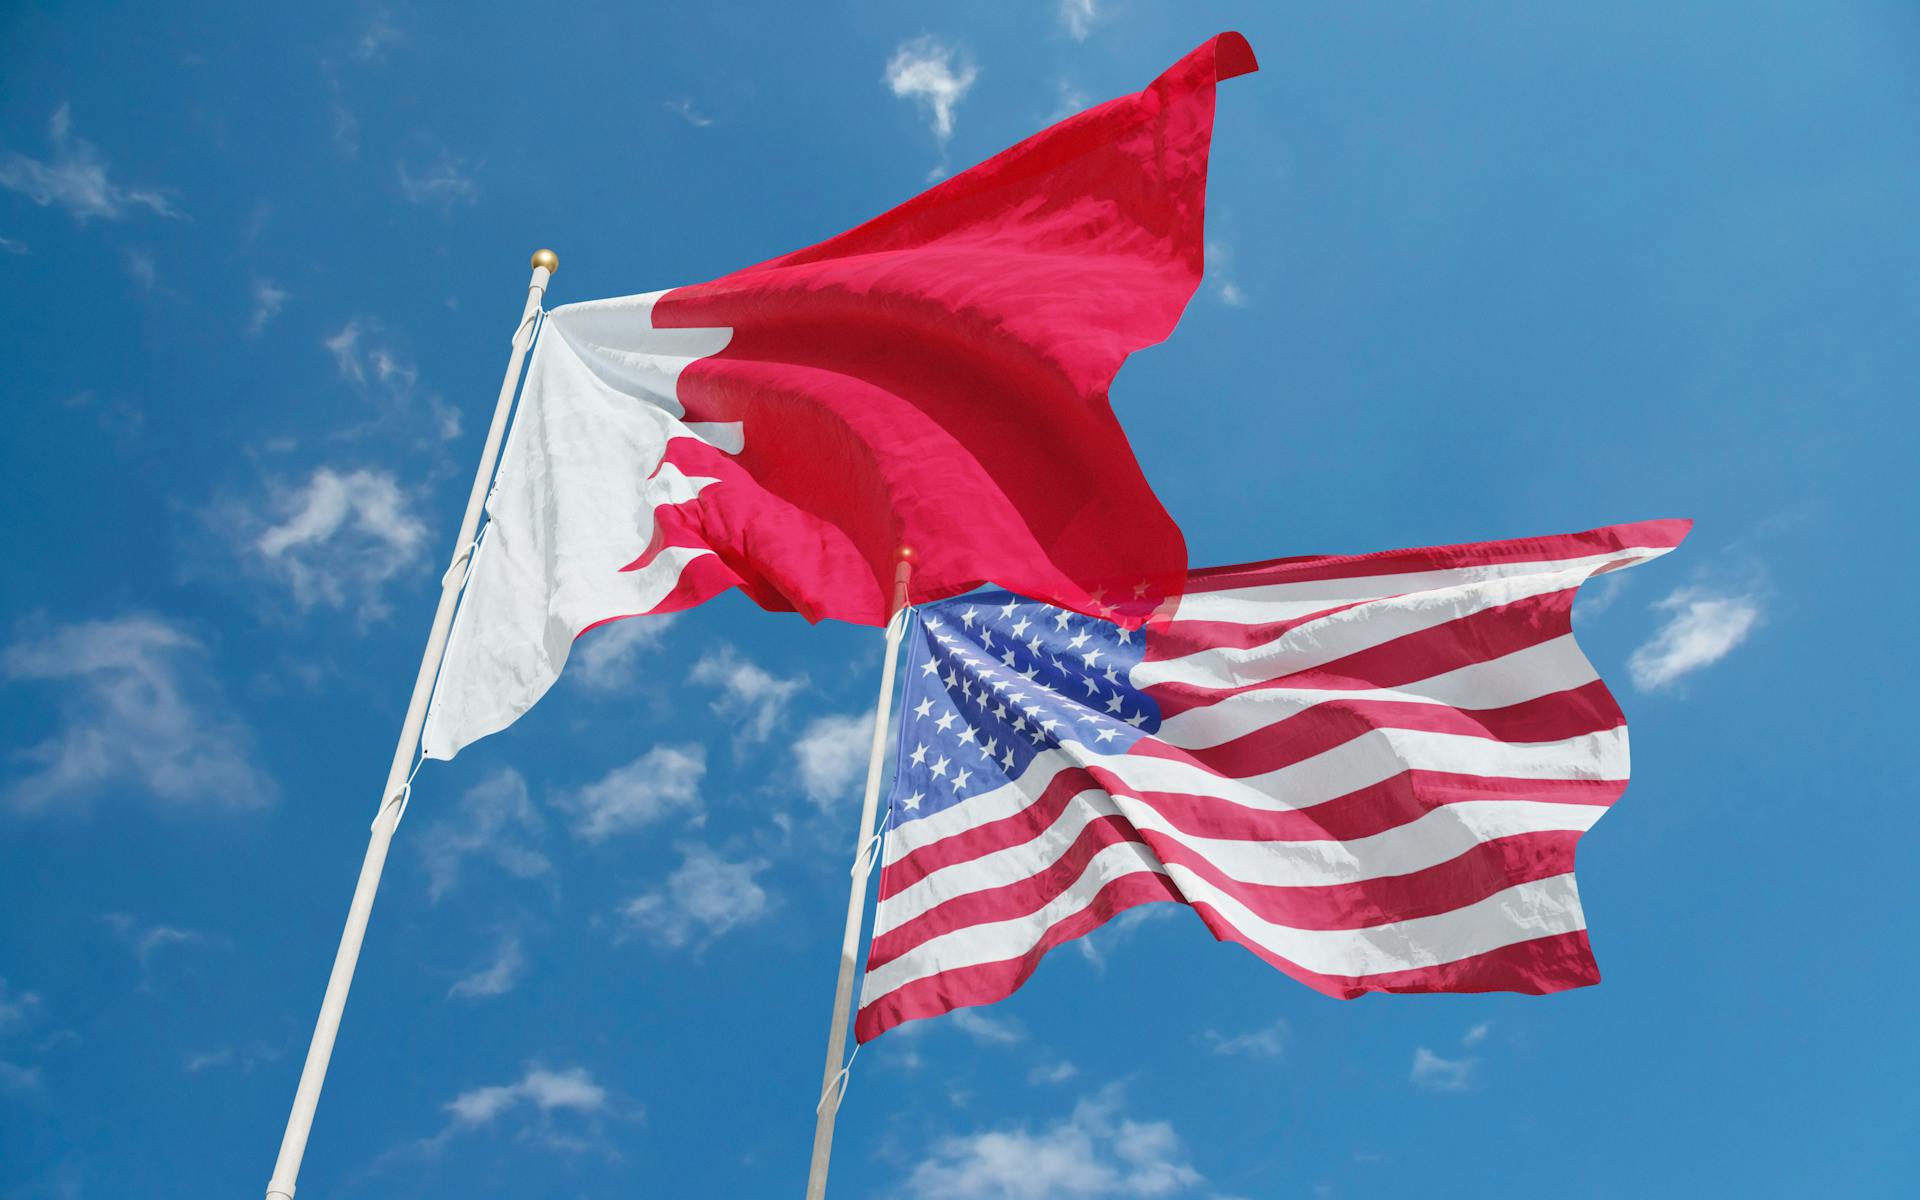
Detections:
[793, 713, 871, 809]
[689, 646, 805, 745]
[620, 845, 769, 948]
[3, 616, 274, 813]
[555, 744, 705, 842]
[1629, 584, 1762, 691]
[0, 236, 29, 255]
[322, 318, 460, 442]
[1205, 238, 1247, 307]
[183, 1042, 279, 1074]
[355, 9, 403, 63]
[248, 279, 289, 335]
[102, 913, 208, 967]
[0, 978, 41, 1033]
[903, 1084, 1204, 1199]
[448, 934, 527, 1000]
[1410, 1046, 1475, 1092]
[949, 1009, 1021, 1046]
[397, 155, 479, 208]
[1074, 903, 1177, 971]
[664, 99, 713, 128]
[1204, 1017, 1286, 1060]
[416, 769, 550, 902]
[0, 105, 180, 223]
[886, 37, 977, 143]
[1059, 0, 1099, 41]
[1027, 1060, 1078, 1086]
[392, 1063, 625, 1161]
[125, 248, 160, 293]
[251, 466, 428, 622]
[571, 616, 677, 692]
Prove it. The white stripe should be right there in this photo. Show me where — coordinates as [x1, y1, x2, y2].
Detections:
[862, 865, 1587, 1003]
[1156, 635, 1601, 750]
[1169, 544, 1674, 625]
[1135, 568, 1593, 692]
[884, 725, 1628, 865]
[875, 794, 1603, 936]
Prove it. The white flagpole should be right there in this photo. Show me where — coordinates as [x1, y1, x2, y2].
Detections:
[263, 250, 559, 1200]
[805, 549, 915, 1200]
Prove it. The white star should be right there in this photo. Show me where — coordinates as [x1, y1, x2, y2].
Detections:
[913, 698, 934, 718]
[1010, 616, 1032, 637]
[980, 736, 998, 759]
[1103, 665, 1120, 684]
[1132, 580, 1151, 598]
[961, 606, 979, 627]
[999, 599, 1019, 619]
[957, 727, 978, 747]
[1124, 710, 1147, 727]
[926, 617, 944, 630]
[990, 678, 1011, 693]
[1011, 715, 1028, 733]
[1094, 727, 1120, 744]
[934, 711, 958, 733]
[941, 669, 958, 689]
[935, 633, 957, 645]
[1105, 694, 1126, 714]
[1040, 717, 1061, 732]
[930, 755, 950, 777]
[1115, 627, 1132, 645]
[1007, 692, 1027, 704]
[1082, 648, 1104, 668]
[952, 767, 973, 790]
[1001, 649, 1018, 667]
[1001, 746, 1017, 770]
[1054, 610, 1073, 630]
[1020, 667, 1039, 682]
[1067, 631, 1091, 650]
[901, 791, 924, 810]
[919, 658, 939, 676]
[993, 703, 1009, 720]
[1028, 727, 1046, 745]
[1081, 676, 1100, 695]
[1026, 635, 1044, 656]
[909, 742, 929, 765]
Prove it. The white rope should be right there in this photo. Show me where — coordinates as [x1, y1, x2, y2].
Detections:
[372, 756, 426, 833]
[441, 539, 480, 590]
[815, 1039, 865, 1116]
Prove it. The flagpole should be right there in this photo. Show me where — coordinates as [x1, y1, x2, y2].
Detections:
[263, 249, 559, 1200]
[805, 549, 915, 1200]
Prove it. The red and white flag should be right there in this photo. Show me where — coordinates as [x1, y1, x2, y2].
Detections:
[856, 521, 1689, 1041]
[422, 34, 1257, 760]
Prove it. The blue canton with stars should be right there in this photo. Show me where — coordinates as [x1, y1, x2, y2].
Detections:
[884, 591, 1164, 827]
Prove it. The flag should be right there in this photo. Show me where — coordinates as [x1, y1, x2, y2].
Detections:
[855, 520, 1689, 1041]
[421, 33, 1258, 761]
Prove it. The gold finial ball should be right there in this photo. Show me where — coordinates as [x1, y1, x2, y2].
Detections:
[530, 249, 559, 274]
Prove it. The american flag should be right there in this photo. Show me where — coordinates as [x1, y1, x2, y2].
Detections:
[855, 520, 1689, 1041]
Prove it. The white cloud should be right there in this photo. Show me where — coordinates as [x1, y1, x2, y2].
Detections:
[571, 615, 677, 692]
[1027, 1061, 1078, 1086]
[1060, 0, 1099, 41]
[793, 712, 871, 809]
[397, 155, 479, 208]
[688, 645, 805, 745]
[664, 99, 713, 127]
[0, 236, 28, 255]
[620, 845, 769, 948]
[0, 978, 41, 1032]
[1204, 1018, 1286, 1060]
[324, 320, 366, 384]
[0, 104, 180, 223]
[949, 1008, 1021, 1046]
[449, 934, 527, 1000]
[1074, 903, 1177, 971]
[248, 279, 288, 335]
[355, 9, 403, 62]
[321, 319, 459, 443]
[1205, 239, 1247, 307]
[1463, 1021, 1491, 1046]
[252, 466, 428, 620]
[1629, 585, 1761, 691]
[416, 769, 550, 902]
[3, 616, 274, 813]
[1410, 1047, 1474, 1092]
[904, 1086, 1204, 1199]
[886, 37, 978, 142]
[446, 1064, 608, 1127]
[556, 744, 705, 842]
[0, 1060, 41, 1092]
[125, 247, 159, 292]
[182, 1042, 277, 1074]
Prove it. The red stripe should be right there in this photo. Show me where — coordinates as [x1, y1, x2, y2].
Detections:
[1137, 681, 1623, 780]
[1149, 588, 1578, 719]
[857, 891, 1599, 1041]
[870, 827, 1582, 970]
[881, 763, 1623, 900]
[1180, 519, 1691, 594]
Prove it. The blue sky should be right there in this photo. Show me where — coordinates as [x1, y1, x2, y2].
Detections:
[2, 2, 1916, 1197]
